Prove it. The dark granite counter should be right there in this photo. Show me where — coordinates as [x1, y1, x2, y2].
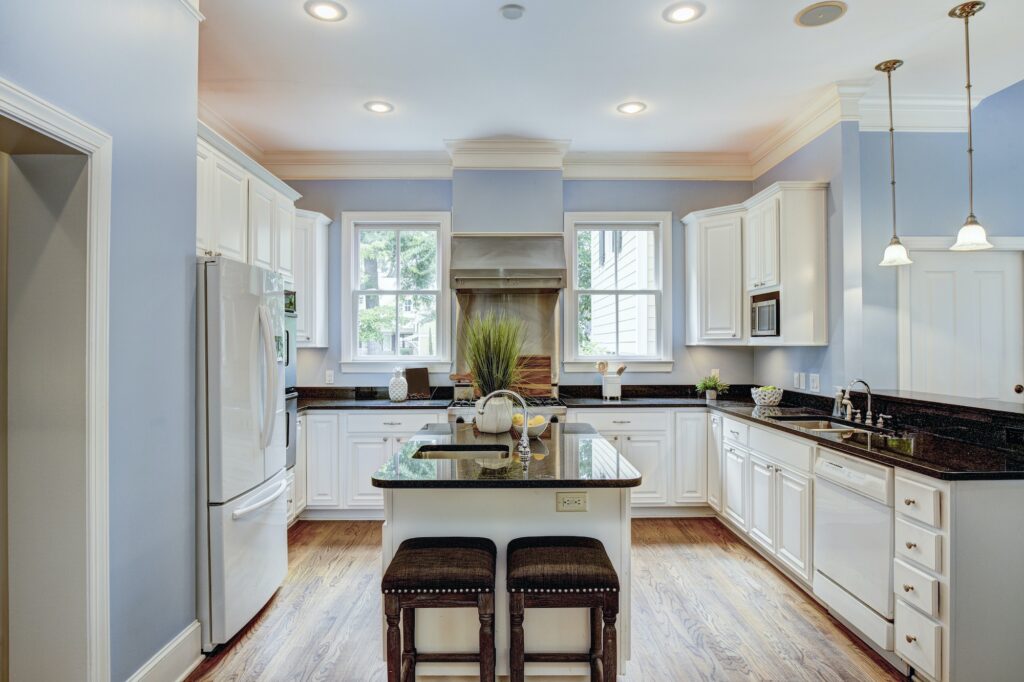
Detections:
[563, 397, 713, 408]
[298, 398, 451, 411]
[371, 422, 642, 489]
[710, 404, 1024, 481]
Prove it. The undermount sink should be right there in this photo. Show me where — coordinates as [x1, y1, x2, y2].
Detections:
[770, 416, 873, 434]
[412, 444, 512, 460]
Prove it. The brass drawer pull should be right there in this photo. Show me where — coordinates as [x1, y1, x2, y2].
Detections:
[904, 498, 917, 506]
[612, 420, 631, 424]
[905, 634, 918, 644]
[905, 541, 918, 550]
[902, 584, 915, 592]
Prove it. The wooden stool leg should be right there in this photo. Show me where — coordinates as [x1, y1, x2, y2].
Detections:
[384, 595, 401, 682]
[401, 607, 416, 682]
[478, 592, 495, 682]
[589, 606, 604, 681]
[509, 592, 526, 682]
[602, 593, 619, 682]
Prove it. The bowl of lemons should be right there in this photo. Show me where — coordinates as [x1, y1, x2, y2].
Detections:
[513, 413, 549, 437]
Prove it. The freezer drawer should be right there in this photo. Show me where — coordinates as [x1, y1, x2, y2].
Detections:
[205, 470, 288, 649]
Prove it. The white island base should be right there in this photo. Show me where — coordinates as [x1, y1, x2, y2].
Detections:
[381, 487, 632, 680]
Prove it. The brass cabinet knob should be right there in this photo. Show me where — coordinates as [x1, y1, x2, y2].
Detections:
[904, 498, 916, 506]
[905, 634, 917, 644]
[905, 541, 918, 550]
[1015, 384, 1023, 394]
[902, 584, 915, 592]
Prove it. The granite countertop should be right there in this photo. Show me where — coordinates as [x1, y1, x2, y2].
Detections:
[298, 397, 451, 411]
[711, 404, 1024, 481]
[563, 396, 713, 408]
[371, 422, 642, 489]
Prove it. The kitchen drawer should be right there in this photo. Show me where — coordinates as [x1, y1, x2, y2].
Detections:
[748, 425, 812, 474]
[722, 417, 748, 445]
[894, 558, 939, 618]
[895, 600, 942, 680]
[896, 476, 942, 528]
[895, 518, 943, 574]
[346, 412, 441, 434]
[576, 410, 669, 433]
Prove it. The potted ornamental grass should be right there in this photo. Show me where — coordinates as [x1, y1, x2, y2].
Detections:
[696, 375, 730, 401]
[463, 312, 525, 433]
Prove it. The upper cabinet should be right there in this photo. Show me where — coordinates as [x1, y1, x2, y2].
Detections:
[683, 181, 828, 347]
[196, 122, 301, 284]
[294, 210, 330, 348]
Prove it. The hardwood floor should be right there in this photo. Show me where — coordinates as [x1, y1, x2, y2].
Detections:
[189, 519, 904, 682]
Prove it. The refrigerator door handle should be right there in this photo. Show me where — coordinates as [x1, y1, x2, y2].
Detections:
[231, 479, 288, 520]
[258, 305, 277, 449]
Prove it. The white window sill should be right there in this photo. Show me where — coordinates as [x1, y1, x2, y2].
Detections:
[340, 360, 452, 374]
[563, 360, 674, 373]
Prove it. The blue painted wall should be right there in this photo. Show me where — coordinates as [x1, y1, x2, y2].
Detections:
[453, 169, 563, 232]
[0, 1, 199, 678]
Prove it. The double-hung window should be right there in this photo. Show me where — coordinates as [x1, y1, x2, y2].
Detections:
[564, 212, 673, 372]
[341, 212, 452, 372]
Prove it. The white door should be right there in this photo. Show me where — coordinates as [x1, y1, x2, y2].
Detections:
[248, 179, 275, 272]
[624, 433, 670, 506]
[700, 215, 744, 340]
[722, 445, 747, 529]
[775, 466, 811, 581]
[707, 414, 723, 512]
[906, 250, 1024, 401]
[345, 435, 393, 508]
[674, 413, 707, 504]
[747, 453, 775, 552]
[210, 154, 248, 262]
[305, 413, 340, 508]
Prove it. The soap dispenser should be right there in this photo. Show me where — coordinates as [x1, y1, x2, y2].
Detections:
[832, 387, 844, 418]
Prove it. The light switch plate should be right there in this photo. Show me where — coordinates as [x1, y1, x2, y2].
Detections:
[809, 374, 820, 392]
[711, 368, 720, 379]
[798, 372, 807, 390]
[556, 491, 588, 512]
[325, 369, 335, 384]
[793, 372, 801, 389]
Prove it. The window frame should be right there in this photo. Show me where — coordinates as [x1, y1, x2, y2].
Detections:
[563, 211, 674, 372]
[340, 211, 452, 373]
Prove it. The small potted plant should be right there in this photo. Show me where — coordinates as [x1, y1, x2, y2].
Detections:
[463, 312, 525, 433]
[696, 375, 730, 401]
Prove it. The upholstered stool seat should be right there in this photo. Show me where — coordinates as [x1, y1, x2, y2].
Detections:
[506, 536, 619, 682]
[382, 537, 496, 682]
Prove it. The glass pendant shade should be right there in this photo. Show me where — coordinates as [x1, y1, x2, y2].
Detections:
[950, 214, 993, 251]
[880, 236, 913, 266]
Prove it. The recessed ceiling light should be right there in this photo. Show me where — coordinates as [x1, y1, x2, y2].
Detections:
[617, 101, 647, 115]
[662, 2, 705, 24]
[795, 1, 847, 27]
[304, 0, 346, 22]
[364, 101, 394, 114]
[500, 4, 526, 20]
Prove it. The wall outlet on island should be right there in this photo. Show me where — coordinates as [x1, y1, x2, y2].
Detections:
[325, 369, 335, 384]
[556, 491, 588, 512]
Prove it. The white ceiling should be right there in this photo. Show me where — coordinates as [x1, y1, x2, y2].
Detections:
[198, 0, 1024, 154]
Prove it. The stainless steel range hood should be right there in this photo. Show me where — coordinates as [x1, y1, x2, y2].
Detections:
[450, 233, 567, 292]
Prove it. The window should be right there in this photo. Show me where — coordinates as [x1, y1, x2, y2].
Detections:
[341, 212, 452, 371]
[564, 212, 673, 372]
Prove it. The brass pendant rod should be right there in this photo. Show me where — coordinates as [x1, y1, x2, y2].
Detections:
[963, 13, 975, 218]
[886, 67, 898, 240]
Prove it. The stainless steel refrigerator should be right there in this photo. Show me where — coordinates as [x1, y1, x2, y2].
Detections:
[196, 257, 288, 652]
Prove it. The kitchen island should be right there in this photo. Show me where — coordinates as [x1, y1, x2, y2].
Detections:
[372, 422, 641, 680]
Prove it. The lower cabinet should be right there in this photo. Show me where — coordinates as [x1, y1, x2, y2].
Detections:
[674, 412, 707, 504]
[306, 412, 341, 508]
[748, 452, 776, 551]
[345, 435, 398, 509]
[707, 413, 724, 512]
[722, 443, 749, 529]
[774, 465, 811, 579]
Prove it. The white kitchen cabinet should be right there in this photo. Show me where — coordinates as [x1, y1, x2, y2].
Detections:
[345, 436, 394, 509]
[722, 443, 748, 530]
[285, 469, 297, 524]
[306, 413, 341, 508]
[748, 452, 776, 552]
[294, 414, 307, 517]
[622, 433, 671, 506]
[674, 412, 707, 504]
[275, 195, 295, 283]
[293, 210, 330, 347]
[745, 195, 779, 291]
[707, 413, 724, 512]
[196, 140, 215, 257]
[209, 150, 249, 262]
[775, 465, 811, 580]
[683, 209, 745, 344]
[248, 178, 276, 272]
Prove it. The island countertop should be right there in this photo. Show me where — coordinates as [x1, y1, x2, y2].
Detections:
[370, 422, 642, 488]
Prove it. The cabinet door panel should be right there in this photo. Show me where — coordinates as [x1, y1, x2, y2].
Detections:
[701, 216, 743, 340]
[707, 414, 724, 512]
[748, 453, 775, 551]
[775, 466, 811, 581]
[306, 414, 340, 508]
[626, 433, 669, 506]
[293, 217, 312, 343]
[294, 415, 307, 514]
[345, 436, 392, 509]
[722, 445, 748, 529]
[674, 413, 707, 504]
[211, 155, 248, 262]
[196, 143, 215, 256]
[248, 179, 275, 271]
[275, 196, 295, 281]
[745, 208, 763, 290]
[760, 198, 780, 288]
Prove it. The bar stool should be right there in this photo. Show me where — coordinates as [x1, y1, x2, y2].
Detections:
[506, 536, 619, 682]
[381, 536, 497, 682]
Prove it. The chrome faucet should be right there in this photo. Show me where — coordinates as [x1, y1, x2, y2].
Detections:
[478, 389, 531, 459]
[846, 379, 873, 426]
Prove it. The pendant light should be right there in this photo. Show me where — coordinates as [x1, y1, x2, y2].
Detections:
[876, 59, 912, 267]
[949, 1, 993, 251]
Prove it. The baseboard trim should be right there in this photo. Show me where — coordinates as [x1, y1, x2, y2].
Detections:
[630, 505, 716, 518]
[300, 508, 385, 521]
[126, 620, 202, 682]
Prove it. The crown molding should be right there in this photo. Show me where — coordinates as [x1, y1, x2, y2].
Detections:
[445, 137, 570, 170]
[563, 151, 753, 181]
[858, 96, 977, 133]
[175, 0, 204, 22]
[750, 82, 868, 179]
[197, 99, 264, 161]
[263, 151, 453, 180]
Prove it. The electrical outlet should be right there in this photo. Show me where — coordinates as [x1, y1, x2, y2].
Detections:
[793, 372, 801, 389]
[711, 368, 720, 379]
[556, 491, 588, 512]
[809, 373, 820, 392]
[798, 372, 807, 390]
[325, 369, 335, 384]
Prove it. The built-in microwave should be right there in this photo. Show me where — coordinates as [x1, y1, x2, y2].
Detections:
[751, 291, 780, 337]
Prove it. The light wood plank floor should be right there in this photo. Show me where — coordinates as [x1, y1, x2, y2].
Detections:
[189, 519, 904, 681]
